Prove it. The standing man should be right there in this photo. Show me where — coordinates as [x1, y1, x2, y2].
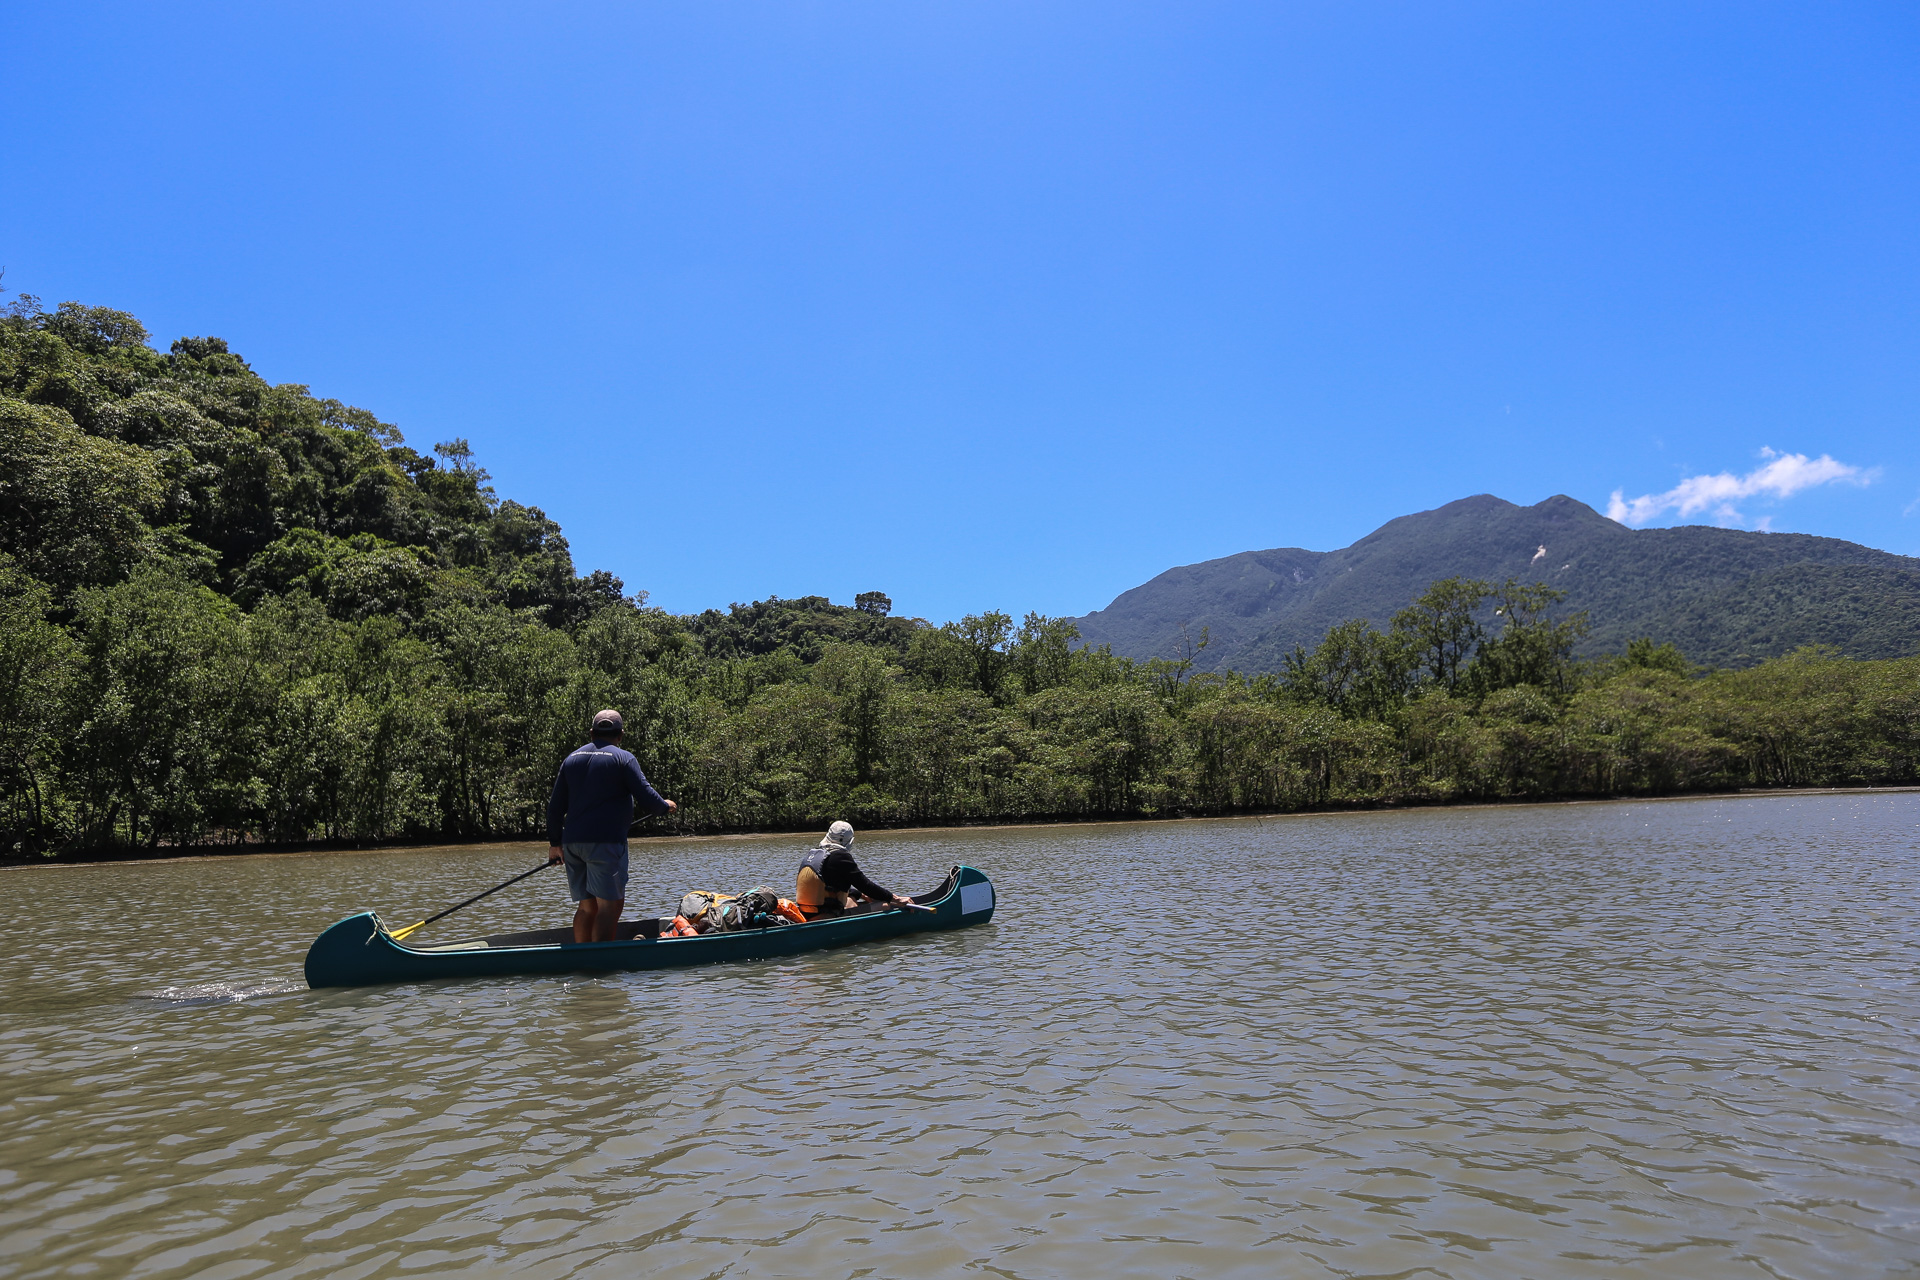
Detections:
[546, 709, 676, 942]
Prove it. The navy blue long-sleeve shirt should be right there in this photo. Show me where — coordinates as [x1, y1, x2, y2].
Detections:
[546, 740, 670, 845]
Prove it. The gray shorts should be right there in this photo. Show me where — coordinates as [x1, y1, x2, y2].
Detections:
[562, 841, 630, 902]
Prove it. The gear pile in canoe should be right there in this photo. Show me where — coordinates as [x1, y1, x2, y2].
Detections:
[303, 864, 996, 989]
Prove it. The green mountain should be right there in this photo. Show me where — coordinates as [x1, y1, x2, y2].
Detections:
[1074, 495, 1920, 671]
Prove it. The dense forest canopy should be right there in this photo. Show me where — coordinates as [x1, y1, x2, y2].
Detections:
[3, 296, 1917, 858]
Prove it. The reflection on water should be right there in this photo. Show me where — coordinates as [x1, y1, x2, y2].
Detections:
[137, 981, 309, 1007]
[2, 793, 1917, 1278]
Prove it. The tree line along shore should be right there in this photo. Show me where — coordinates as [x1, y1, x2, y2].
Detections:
[3, 298, 1917, 859]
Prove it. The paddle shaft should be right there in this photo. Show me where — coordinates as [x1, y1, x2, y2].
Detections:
[391, 861, 554, 939]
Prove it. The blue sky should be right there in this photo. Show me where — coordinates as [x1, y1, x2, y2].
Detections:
[6, 2, 1916, 622]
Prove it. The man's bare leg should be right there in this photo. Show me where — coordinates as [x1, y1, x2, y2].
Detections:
[573, 898, 599, 943]
[592, 897, 624, 942]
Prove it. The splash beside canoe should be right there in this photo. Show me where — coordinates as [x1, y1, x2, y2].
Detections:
[303, 865, 996, 988]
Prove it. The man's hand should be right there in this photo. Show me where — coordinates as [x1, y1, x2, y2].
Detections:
[891, 895, 913, 907]
[663, 799, 678, 815]
[548, 845, 563, 864]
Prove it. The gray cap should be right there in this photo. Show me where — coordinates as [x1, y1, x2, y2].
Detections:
[591, 709, 624, 734]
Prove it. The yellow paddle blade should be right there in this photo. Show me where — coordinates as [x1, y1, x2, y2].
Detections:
[389, 919, 427, 941]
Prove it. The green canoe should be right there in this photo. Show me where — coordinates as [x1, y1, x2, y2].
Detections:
[304, 864, 996, 989]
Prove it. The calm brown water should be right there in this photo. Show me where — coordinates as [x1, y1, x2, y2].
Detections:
[2, 793, 1917, 1279]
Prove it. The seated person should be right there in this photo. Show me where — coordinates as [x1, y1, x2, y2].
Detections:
[796, 821, 913, 917]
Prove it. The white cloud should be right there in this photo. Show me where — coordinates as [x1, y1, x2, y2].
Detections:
[1606, 448, 1872, 527]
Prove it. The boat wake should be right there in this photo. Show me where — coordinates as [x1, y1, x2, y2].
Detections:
[137, 980, 306, 1007]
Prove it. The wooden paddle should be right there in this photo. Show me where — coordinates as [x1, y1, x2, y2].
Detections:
[389, 861, 555, 941]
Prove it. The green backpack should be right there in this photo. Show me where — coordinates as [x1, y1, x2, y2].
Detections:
[677, 887, 787, 933]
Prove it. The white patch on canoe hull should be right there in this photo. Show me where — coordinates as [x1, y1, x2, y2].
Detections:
[961, 881, 994, 915]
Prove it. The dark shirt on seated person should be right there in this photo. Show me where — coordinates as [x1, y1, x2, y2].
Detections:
[812, 846, 893, 902]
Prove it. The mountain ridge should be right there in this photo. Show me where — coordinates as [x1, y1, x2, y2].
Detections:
[1073, 495, 1920, 671]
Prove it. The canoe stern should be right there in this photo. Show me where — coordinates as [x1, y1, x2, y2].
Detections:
[304, 911, 403, 989]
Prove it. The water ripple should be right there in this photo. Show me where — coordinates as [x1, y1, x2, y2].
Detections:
[0, 794, 1917, 1277]
[135, 981, 308, 1007]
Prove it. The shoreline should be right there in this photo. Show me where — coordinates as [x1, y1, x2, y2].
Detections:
[6, 784, 1917, 871]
